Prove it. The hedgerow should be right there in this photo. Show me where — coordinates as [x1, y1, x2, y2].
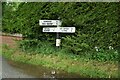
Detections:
[2, 2, 119, 61]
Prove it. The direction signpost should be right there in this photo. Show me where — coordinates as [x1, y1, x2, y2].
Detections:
[39, 20, 75, 47]
[43, 27, 75, 33]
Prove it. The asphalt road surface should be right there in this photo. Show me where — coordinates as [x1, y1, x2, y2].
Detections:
[1, 56, 35, 78]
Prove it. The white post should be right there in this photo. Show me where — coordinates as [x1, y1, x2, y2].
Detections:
[56, 20, 61, 47]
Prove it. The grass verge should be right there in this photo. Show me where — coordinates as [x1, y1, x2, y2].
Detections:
[2, 44, 118, 78]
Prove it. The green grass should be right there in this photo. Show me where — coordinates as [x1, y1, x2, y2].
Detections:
[2, 43, 118, 78]
[0, 48, 2, 55]
[2, 44, 14, 59]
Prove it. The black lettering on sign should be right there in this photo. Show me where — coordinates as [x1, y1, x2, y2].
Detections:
[47, 23, 53, 25]
[59, 28, 63, 31]
[63, 28, 69, 31]
[44, 28, 50, 31]
[71, 28, 73, 32]
[42, 23, 46, 25]
[44, 21, 52, 22]
[59, 28, 62, 30]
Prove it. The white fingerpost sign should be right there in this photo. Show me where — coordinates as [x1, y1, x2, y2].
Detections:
[39, 20, 60, 26]
[39, 19, 76, 47]
[42, 27, 75, 33]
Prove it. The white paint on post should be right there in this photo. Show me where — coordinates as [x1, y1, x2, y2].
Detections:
[56, 21, 60, 47]
[57, 20, 62, 26]
[56, 39, 61, 46]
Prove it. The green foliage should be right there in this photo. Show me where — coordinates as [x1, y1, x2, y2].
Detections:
[2, 2, 21, 33]
[2, 44, 9, 49]
[62, 32, 90, 55]
[2, 2, 119, 61]
[2, 44, 14, 59]
[18, 39, 118, 61]
[91, 49, 118, 61]
[18, 39, 56, 54]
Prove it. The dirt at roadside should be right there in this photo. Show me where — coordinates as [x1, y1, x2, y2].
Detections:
[0, 36, 22, 48]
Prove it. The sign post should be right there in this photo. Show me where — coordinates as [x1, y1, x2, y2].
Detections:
[56, 20, 61, 48]
[39, 20, 75, 48]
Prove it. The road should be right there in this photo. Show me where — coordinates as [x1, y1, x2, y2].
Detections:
[1, 56, 35, 78]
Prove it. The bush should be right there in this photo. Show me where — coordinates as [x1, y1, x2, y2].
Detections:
[62, 33, 90, 55]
